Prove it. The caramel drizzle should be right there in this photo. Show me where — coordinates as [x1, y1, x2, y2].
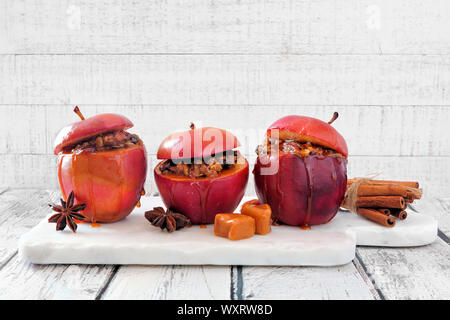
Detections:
[302, 157, 314, 228]
[193, 182, 212, 225]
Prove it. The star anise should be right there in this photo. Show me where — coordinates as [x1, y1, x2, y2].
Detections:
[48, 191, 87, 233]
[145, 207, 191, 233]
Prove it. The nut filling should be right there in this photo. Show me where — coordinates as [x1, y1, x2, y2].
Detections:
[257, 139, 345, 158]
[160, 151, 242, 178]
[64, 130, 142, 153]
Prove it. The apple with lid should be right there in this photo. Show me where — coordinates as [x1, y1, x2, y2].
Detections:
[253, 113, 348, 227]
[54, 107, 147, 223]
[154, 124, 249, 225]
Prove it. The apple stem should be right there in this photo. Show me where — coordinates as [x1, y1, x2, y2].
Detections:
[73, 106, 85, 120]
[328, 112, 339, 125]
[190, 122, 195, 130]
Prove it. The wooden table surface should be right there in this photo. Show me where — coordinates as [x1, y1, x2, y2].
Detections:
[0, 188, 448, 300]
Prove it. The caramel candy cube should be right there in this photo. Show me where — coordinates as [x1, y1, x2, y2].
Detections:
[241, 199, 272, 235]
[214, 213, 255, 241]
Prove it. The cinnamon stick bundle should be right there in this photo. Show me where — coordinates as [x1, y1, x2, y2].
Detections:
[343, 178, 422, 227]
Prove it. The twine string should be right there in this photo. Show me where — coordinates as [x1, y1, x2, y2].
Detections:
[343, 174, 380, 213]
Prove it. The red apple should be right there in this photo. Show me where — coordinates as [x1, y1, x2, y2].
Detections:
[54, 108, 147, 223]
[157, 126, 240, 160]
[154, 126, 249, 224]
[254, 114, 348, 227]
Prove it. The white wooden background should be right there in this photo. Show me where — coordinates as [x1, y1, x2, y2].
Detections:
[0, 0, 449, 300]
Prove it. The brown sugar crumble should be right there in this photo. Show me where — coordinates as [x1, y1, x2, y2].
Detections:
[64, 130, 142, 153]
[160, 151, 242, 178]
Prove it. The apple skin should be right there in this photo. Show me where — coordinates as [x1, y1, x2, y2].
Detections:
[154, 160, 249, 224]
[267, 115, 348, 158]
[157, 127, 240, 160]
[54, 113, 133, 155]
[254, 153, 347, 226]
[58, 145, 147, 223]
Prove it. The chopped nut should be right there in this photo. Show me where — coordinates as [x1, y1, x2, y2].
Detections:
[299, 149, 310, 157]
[103, 134, 114, 146]
[95, 136, 104, 148]
[208, 162, 222, 173]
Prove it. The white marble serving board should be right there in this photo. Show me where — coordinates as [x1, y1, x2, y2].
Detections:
[19, 196, 438, 266]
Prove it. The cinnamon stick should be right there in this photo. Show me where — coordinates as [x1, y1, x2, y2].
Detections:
[355, 196, 406, 209]
[356, 208, 396, 227]
[390, 209, 408, 220]
[376, 208, 391, 216]
[347, 179, 419, 189]
[351, 184, 408, 197]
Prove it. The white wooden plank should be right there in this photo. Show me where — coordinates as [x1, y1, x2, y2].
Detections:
[0, 255, 116, 299]
[0, 189, 58, 266]
[1, 55, 450, 106]
[1, 154, 447, 199]
[2, 0, 450, 54]
[240, 264, 377, 300]
[0, 154, 59, 190]
[434, 197, 450, 237]
[102, 265, 231, 300]
[0, 105, 48, 154]
[2, 105, 450, 157]
[356, 239, 450, 300]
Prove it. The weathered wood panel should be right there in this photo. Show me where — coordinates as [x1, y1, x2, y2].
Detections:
[0, 189, 57, 266]
[240, 264, 377, 300]
[2, 0, 450, 54]
[2, 105, 449, 157]
[435, 198, 450, 237]
[1, 55, 449, 106]
[0, 256, 115, 300]
[102, 265, 231, 300]
[356, 239, 450, 300]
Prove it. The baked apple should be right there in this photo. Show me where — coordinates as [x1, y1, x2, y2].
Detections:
[154, 124, 249, 224]
[54, 107, 147, 223]
[253, 113, 348, 227]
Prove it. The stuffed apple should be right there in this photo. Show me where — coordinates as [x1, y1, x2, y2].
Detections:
[54, 107, 147, 223]
[253, 113, 347, 227]
[154, 124, 249, 224]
